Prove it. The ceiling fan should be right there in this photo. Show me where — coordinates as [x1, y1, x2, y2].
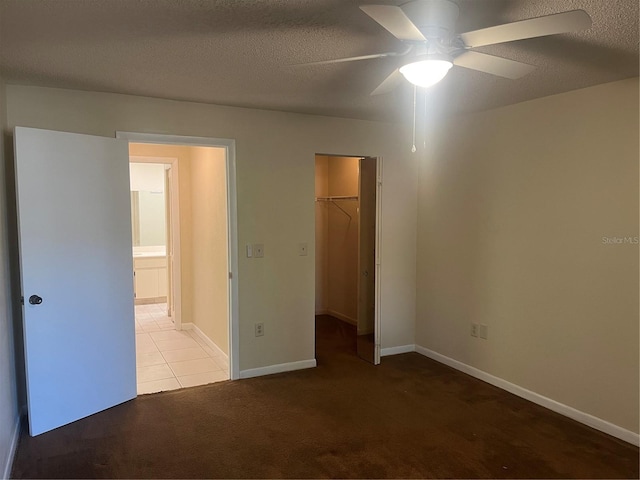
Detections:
[298, 0, 592, 95]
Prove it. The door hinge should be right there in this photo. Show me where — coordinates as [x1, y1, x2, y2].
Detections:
[20, 296, 24, 305]
[228, 272, 233, 279]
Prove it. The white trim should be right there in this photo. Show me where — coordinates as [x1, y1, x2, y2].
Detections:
[415, 345, 640, 447]
[380, 344, 415, 357]
[2, 414, 21, 480]
[116, 131, 240, 380]
[239, 359, 317, 379]
[225, 140, 240, 381]
[327, 309, 357, 326]
[373, 156, 382, 364]
[129, 155, 176, 164]
[182, 322, 228, 361]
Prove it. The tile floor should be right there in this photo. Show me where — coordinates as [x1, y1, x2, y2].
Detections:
[135, 303, 229, 395]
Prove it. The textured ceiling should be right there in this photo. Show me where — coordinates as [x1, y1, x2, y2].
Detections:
[0, 0, 637, 122]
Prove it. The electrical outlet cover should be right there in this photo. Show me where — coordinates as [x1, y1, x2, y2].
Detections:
[255, 323, 264, 337]
[298, 243, 308, 256]
[254, 244, 264, 258]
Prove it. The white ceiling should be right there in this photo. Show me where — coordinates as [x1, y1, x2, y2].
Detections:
[0, 0, 637, 122]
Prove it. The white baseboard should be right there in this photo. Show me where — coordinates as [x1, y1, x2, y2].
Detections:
[2, 414, 21, 480]
[181, 322, 228, 361]
[380, 344, 415, 357]
[415, 345, 640, 447]
[327, 310, 357, 326]
[239, 359, 317, 379]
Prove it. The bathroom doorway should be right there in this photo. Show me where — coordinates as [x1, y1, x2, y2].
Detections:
[129, 158, 177, 321]
[124, 138, 237, 394]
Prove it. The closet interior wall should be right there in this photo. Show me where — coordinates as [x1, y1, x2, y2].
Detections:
[315, 155, 359, 325]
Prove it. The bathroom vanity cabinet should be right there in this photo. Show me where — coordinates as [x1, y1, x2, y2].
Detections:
[133, 255, 167, 303]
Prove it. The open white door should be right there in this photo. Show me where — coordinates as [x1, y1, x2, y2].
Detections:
[14, 127, 137, 436]
[356, 157, 378, 364]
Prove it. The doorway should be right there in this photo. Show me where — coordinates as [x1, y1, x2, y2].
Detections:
[121, 136, 239, 393]
[314, 154, 381, 364]
[129, 158, 177, 320]
[14, 127, 239, 436]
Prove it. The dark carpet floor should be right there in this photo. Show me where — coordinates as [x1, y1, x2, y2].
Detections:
[11, 315, 639, 479]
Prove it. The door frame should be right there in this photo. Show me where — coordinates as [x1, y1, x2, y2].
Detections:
[315, 153, 382, 365]
[117, 131, 240, 380]
[130, 155, 182, 329]
[373, 156, 382, 364]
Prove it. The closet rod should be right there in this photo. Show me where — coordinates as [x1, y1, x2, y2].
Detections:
[315, 196, 356, 220]
[315, 195, 359, 201]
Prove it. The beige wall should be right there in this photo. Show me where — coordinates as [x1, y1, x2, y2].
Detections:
[190, 146, 228, 354]
[315, 156, 360, 322]
[6, 85, 418, 371]
[129, 162, 165, 192]
[416, 78, 639, 433]
[0, 77, 19, 476]
[328, 157, 360, 322]
[1, 77, 633, 444]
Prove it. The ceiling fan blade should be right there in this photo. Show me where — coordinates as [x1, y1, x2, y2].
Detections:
[371, 69, 403, 96]
[459, 10, 592, 48]
[293, 49, 408, 66]
[360, 5, 426, 42]
[453, 51, 535, 79]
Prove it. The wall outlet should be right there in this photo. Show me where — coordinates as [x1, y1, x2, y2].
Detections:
[298, 243, 308, 256]
[255, 322, 264, 337]
[471, 323, 479, 338]
[253, 244, 264, 258]
[479, 324, 488, 339]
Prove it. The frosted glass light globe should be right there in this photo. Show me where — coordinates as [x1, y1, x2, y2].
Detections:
[399, 59, 453, 88]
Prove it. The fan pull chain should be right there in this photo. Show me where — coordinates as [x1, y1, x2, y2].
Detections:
[423, 92, 427, 150]
[411, 85, 417, 153]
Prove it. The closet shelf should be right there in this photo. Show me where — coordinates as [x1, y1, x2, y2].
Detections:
[315, 195, 359, 201]
[315, 195, 358, 220]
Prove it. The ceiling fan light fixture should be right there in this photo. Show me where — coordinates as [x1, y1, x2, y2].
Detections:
[399, 58, 453, 88]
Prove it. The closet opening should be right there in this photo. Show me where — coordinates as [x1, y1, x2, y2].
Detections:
[314, 154, 380, 365]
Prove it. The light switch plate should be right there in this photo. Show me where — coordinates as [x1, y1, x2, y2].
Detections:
[246, 244, 253, 258]
[479, 324, 488, 339]
[298, 243, 308, 256]
[253, 244, 264, 258]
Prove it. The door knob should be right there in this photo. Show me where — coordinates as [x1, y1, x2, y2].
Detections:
[28, 295, 43, 305]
